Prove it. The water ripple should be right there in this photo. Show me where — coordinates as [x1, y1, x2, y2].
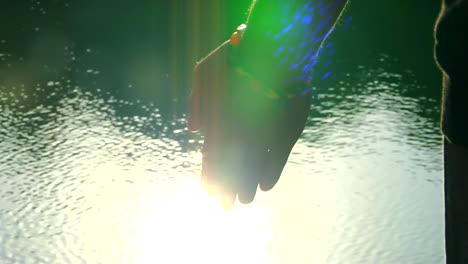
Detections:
[0, 56, 444, 263]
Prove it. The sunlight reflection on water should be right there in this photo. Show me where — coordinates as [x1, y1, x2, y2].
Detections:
[0, 58, 443, 263]
[79, 165, 274, 264]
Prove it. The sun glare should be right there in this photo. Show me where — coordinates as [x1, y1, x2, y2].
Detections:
[77, 155, 275, 264]
[133, 179, 274, 264]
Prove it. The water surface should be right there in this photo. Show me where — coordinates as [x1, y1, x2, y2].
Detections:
[0, 53, 444, 263]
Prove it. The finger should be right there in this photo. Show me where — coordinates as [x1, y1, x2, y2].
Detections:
[191, 44, 234, 203]
[236, 130, 269, 204]
[201, 150, 237, 208]
[238, 118, 274, 204]
[260, 94, 311, 191]
[259, 140, 295, 191]
[227, 84, 272, 203]
[237, 156, 265, 204]
[187, 40, 230, 132]
[201, 122, 239, 207]
[187, 63, 203, 132]
[200, 125, 226, 189]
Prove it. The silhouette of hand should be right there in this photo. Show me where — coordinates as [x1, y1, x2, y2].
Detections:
[186, 0, 349, 207]
[187, 39, 311, 207]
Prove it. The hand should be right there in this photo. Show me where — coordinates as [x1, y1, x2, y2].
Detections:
[187, 40, 311, 207]
[186, 0, 349, 207]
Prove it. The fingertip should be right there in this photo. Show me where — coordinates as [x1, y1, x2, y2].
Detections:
[259, 141, 295, 192]
[259, 165, 283, 191]
[200, 160, 237, 208]
[238, 186, 257, 204]
[237, 174, 259, 204]
[259, 180, 276, 192]
[187, 115, 201, 132]
[220, 193, 236, 210]
[201, 180, 217, 197]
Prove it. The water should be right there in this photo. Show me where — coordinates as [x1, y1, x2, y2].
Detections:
[0, 52, 444, 263]
[0, 1, 444, 263]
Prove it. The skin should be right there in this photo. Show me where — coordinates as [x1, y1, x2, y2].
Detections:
[188, 0, 349, 207]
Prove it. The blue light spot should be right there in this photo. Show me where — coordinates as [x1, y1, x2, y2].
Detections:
[310, 52, 319, 61]
[295, 13, 301, 21]
[299, 49, 315, 65]
[309, 60, 319, 67]
[274, 46, 284, 57]
[282, 24, 293, 33]
[302, 87, 312, 95]
[278, 57, 288, 67]
[317, 20, 327, 32]
[319, 7, 327, 16]
[322, 72, 331, 80]
[302, 63, 313, 73]
[274, 32, 282, 40]
[301, 15, 313, 24]
[314, 36, 325, 44]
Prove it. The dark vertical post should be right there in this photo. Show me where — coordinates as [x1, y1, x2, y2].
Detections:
[435, 0, 468, 262]
[444, 140, 468, 263]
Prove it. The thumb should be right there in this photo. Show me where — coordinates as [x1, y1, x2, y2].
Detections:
[187, 63, 203, 132]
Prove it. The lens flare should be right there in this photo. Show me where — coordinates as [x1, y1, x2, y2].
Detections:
[76, 156, 274, 264]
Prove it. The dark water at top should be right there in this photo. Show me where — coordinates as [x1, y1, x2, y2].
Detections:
[1, 1, 444, 263]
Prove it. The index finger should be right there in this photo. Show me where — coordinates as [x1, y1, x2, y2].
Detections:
[187, 40, 231, 132]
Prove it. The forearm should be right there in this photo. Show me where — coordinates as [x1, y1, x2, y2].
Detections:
[239, 0, 349, 87]
[246, 0, 349, 33]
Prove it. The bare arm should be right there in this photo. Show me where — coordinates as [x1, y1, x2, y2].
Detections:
[240, 0, 350, 91]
